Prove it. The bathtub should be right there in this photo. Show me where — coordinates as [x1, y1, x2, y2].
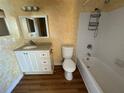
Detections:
[77, 57, 124, 93]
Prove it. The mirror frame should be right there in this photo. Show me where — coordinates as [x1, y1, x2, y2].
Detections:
[19, 15, 49, 39]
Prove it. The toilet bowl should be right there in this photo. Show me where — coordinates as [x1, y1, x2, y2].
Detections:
[62, 45, 76, 80]
[63, 59, 76, 80]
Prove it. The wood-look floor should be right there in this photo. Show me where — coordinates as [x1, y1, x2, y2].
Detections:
[13, 66, 88, 93]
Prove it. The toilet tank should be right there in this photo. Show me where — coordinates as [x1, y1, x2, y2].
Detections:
[62, 45, 73, 59]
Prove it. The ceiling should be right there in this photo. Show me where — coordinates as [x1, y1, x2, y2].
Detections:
[79, 0, 124, 12]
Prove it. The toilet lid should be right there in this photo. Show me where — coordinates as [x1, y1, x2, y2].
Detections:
[63, 59, 76, 72]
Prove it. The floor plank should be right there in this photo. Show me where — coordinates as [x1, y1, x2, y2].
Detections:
[13, 66, 88, 93]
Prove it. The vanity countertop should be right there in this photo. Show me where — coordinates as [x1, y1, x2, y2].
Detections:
[14, 42, 52, 51]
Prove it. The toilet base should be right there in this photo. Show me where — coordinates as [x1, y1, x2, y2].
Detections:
[64, 71, 73, 80]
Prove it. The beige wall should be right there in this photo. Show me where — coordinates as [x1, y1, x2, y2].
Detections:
[104, 0, 124, 11]
[0, 0, 124, 92]
[0, 1, 22, 92]
[1, 0, 124, 66]
[0, 0, 124, 66]
[0, 1, 80, 92]
[9, 0, 80, 65]
[11, 0, 80, 65]
[80, 0, 124, 12]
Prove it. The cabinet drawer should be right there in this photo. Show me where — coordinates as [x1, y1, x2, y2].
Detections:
[41, 60, 49, 65]
[40, 52, 48, 57]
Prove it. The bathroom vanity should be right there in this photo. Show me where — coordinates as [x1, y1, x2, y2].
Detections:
[14, 43, 54, 74]
[15, 15, 54, 74]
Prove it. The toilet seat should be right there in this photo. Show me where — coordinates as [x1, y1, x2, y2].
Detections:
[62, 59, 76, 72]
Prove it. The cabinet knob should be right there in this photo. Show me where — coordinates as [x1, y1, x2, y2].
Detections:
[43, 61, 47, 63]
[44, 68, 47, 70]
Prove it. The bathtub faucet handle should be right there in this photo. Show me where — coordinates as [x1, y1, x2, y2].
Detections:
[87, 52, 91, 57]
[87, 44, 92, 50]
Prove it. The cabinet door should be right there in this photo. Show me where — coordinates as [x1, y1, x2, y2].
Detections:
[22, 51, 42, 72]
[28, 51, 40, 72]
[25, 51, 47, 72]
[22, 52, 31, 72]
[15, 51, 24, 72]
[15, 50, 53, 73]
[15, 51, 30, 72]
[16, 51, 39, 73]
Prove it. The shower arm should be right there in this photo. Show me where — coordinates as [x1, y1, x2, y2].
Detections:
[81, 0, 91, 6]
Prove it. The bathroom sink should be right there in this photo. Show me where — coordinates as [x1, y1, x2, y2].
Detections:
[23, 45, 37, 49]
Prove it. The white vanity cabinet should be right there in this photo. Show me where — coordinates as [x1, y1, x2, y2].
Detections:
[15, 50, 53, 74]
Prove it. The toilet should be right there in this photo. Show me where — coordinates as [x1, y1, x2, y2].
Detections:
[62, 45, 76, 80]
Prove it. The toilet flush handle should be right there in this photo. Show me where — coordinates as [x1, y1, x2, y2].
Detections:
[50, 49, 53, 54]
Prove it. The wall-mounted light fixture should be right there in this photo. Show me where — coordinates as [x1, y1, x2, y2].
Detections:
[21, 6, 39, 12]
[104, 0, 110, 4]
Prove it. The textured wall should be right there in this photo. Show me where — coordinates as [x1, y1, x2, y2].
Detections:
[0, 0, 80, 92]
[0, 0, 23, 92]
[104, 0, 124, 11]
[1, 0, 124, 92]
[0, 39, 22, 93]
[80, 0, 124, 12]
[10, 0, 80, 65]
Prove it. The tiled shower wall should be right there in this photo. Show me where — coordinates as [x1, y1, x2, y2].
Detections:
[96, 7, 124, 78]
[76, 13, 97, 59]
[77, 7, 124, 79]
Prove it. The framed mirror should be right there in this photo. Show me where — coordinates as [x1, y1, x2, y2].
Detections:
[0, 18, 10, 36]
[0, 9, 10, 36]
[19, 16, 49, 39]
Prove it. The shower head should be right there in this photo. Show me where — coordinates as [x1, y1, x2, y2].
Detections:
[94, 8, 100, 11]
[94, 8, 101, 15]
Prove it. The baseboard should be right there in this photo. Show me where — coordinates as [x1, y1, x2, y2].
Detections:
[54, 63, 62, 65]
[6, 74, 23, 93]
